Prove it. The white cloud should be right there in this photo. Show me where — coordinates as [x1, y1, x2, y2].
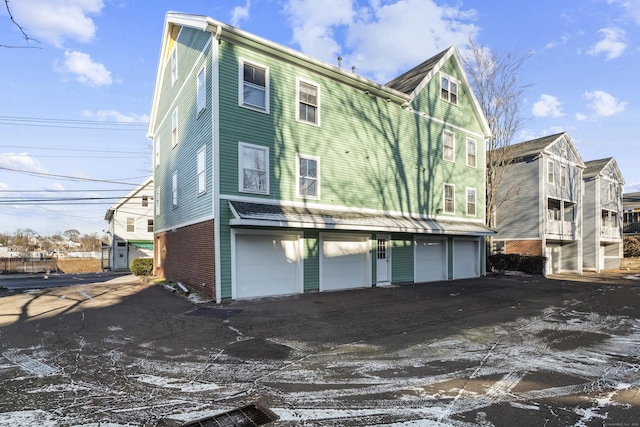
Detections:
[532, 94, 564, 118]
[575, 113, 588, 121]
[45, 183, 66, 192]
[284, 0, 479, 83]
[10, 0, 104, 48]
[583, 90, 627, 117]
[607, 0, 640, 25]
[588, 27, 627, 60]
[62, 50, 112, 86]
[231, 0, 252, 27]
[0, 153, 47, 173]
[545, 34, 570, 49]
[82, 109, 149, 123]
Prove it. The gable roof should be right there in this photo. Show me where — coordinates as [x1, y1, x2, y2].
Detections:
[104, 177, 153, 221]
[583, 157, 624, 184]
[505, 132, 585, 167]
[385, 46, 491, 136]
[148, 13, 491, 138]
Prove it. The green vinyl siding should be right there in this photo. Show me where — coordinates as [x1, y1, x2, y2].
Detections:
[217, 40, 485, 221]
[303, 230, 320, 292]
[153, 27, 214, 232]
[391, 236, 414, 283]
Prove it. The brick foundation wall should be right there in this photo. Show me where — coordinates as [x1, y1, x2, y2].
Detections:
[154, 220, 215, 299]
[505, 240, 543, 256]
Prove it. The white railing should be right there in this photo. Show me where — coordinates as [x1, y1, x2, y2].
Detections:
[601, 226, 621, 239]
[547, 220, 576, 239]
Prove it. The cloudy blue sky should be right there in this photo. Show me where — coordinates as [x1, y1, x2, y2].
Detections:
[0, 0, 638, 237]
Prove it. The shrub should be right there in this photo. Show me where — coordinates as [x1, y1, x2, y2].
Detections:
[488, 254, 545, 275]
[624, 236, 640, 258]
[130, 258, 153, 276]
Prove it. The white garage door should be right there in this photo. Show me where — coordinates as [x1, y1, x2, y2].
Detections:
[321, 235, 370, 291]
[415, 238, 447, 282]
[453, 239, 479, 279]
[235, 233, 301, 299]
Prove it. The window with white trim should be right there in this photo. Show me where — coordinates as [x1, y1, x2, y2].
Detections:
[467, 138, 477, 168]
[172, 171, 178, 208]
[170, 46, 177, 86]
[297, 154, 319, 198]
[147, 219, 154, 233]
[561, 165, 567, 188]
[196, 65, 206, 115]
[142, 196, 148, 207]
[466, 188, 477, 216]
[197, 146, 206, 195]
[440, 74, 458, 105]
[171, 109, 178, 148]
[155, 187, 160, 216]
[154, 136, 160, 168]
[297, 79, 319, 125]
[444, 183, 455, 214]
[443, 130, 455, 162]
[239, 142, 269, 194]
[127, 217, 135, 233]
[239, 59, 269, 112]
[547, 160, 555, 184]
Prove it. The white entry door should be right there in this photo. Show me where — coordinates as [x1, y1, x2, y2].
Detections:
[376, 234, 391, 284]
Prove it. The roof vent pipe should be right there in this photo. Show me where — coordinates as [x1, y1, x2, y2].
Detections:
[352, 65, 356, 73]
[338, 56, 342, 68]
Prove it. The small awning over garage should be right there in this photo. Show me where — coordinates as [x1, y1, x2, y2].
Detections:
[228, 201, 495, 236]
[128, 240, 154, 250]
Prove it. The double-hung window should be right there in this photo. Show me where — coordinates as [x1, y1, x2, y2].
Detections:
[547, 160, 555, 184]
[170, 46, 177, 86]
[561, 165, 567, 188]
[240, 59, 269, 112]
[127, 218, 135, 233]
[196, 66, 206, 115]
[147, 219, 154, 233]
[197, 146, 206, 195]
[172, 171, 178, 208]
[467, 138, 477, 167]
[239, 142, 269, 194]
[444, 183, 455, 214]
[154, 136, 160, 168]
[443, 130, 455, 162]
[171, 109, 178, 148]
[155, 187, 160, 217]
[440, 74, 458, 105]
[297, 79, 319, 125]
[466, 188, 477, 216]
[297, 154, 319, 198]
[142, 196, 148, 207]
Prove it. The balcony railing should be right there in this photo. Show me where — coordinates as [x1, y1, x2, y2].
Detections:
[624, 222, 640, 234]
[547, 220, 576, 239]
[601, 225, 621, 240]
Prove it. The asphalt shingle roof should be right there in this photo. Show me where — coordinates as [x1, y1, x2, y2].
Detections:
[385, 47, 451, 95]
[583, 158, 613, 178]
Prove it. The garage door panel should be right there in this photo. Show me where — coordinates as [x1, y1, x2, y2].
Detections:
[321, 236, 369, 291]
[235, 234, 300, 299]
[454, 240, 478, 279]
[415, 239, 446, 282]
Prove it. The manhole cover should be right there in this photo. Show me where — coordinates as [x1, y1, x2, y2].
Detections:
[182, 403, 277, 426]
[183, 307, 242, 319]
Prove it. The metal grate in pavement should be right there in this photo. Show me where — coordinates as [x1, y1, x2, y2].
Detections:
[181, 403, 278, 427]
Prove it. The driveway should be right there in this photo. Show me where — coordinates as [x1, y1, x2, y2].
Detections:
[0, 272, 639, 426]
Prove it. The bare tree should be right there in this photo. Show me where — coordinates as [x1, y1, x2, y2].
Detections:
[63, 229, 81, 242]
[2, 0, 40, 48]
[462, 40, 531, 230]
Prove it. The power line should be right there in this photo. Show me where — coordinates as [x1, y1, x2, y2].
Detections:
[0, 115, 148, 131]
[0, 144, 148, 154]
[0, 166, 148, 185]
[0, 154, 145, 159]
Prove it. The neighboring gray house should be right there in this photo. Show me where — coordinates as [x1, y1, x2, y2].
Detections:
[104, 177, 154, 271]
[624, 192, 640, 235]
[493, 132, 585, 275]
[583, 158, 624, 271]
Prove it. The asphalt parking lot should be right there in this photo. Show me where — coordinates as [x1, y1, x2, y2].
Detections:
[1, 271, 640, 426]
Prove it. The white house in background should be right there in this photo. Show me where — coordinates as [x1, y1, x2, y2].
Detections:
[104, 177, 154, 271]
[583, 157, 624, 271]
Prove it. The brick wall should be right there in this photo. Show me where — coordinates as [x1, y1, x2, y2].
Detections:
[154, 220, 216, 299]
[505, 240, 543, 256]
